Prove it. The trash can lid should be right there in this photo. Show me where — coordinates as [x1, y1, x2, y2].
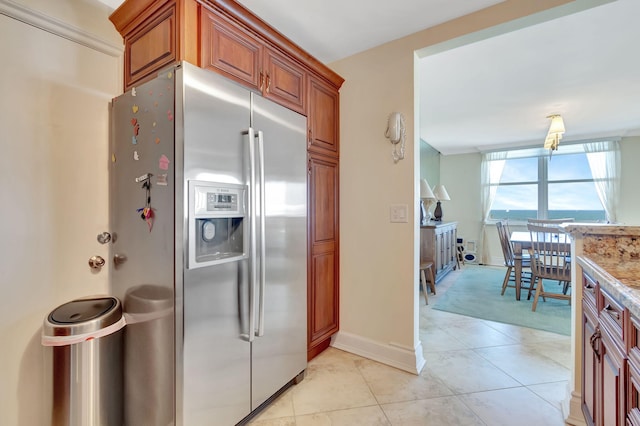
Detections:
[50, 298, 117, 324]
[43, 296, 123, 338]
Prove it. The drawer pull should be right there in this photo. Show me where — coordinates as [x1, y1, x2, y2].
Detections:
[590, 328, 601, 361]
[604, 304, 621, 320]
[584, 283, 595, 293]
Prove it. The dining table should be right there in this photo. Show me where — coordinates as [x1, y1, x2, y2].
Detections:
[509, 230, 572, 301]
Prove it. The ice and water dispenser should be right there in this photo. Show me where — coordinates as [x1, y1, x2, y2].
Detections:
[188, 181, 247, 269]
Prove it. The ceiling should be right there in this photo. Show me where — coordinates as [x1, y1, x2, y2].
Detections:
[99, 0, 640, 155]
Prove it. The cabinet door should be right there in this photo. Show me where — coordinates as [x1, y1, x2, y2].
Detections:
[600, 327, 626, 426]
[264, 47, 306, 114]
[582, 307, 598, 426]
[435, 229, 444, 273]
[445, 227, 454, 266]
[628, 356, 640, 425]
[308, 154, 339, 360]
[200, 8, 263, 90]
[308, 76, 339, 156]
[124, 2, 177, 90]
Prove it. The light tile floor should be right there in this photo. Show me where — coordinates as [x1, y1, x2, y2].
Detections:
[248, 268, 571, 425]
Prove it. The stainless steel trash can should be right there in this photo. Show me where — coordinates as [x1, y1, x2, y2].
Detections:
[42, 296, 125, 426]
[123, 285, 174, 426]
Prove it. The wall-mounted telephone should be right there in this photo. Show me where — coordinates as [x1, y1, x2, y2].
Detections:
[385, 112, 405, 162]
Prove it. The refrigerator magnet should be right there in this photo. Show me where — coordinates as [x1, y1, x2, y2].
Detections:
[134, 151, 139, 161]
[167, 110, 173, 121]
[132, 87, 137, 97]
[136, 178, 154, 232]
[157, 174, 168, 186]
[132, 136, 137, 145]
[132, 105, 139, 114]
[155, 137, 160, 144]
[159, 155, 170, 170]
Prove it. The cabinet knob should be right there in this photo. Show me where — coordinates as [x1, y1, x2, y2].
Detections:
[88, 255, 106, 269]
[604, 304, 620, 320]
[97, 232, 112, 244]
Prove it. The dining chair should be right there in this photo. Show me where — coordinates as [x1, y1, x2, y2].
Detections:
[527, 223, 572, 311]
[527, 219, 573, 293]
[496, 221, 532, 297]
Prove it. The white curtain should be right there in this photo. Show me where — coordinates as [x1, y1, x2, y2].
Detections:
[480, 151, 507, 263]
[584, 141, 621, 223]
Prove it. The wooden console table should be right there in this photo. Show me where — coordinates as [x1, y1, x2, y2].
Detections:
[420, 221, 458, 283]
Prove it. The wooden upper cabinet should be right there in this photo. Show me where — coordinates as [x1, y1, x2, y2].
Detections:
[308, 75, 339, 156]
[201, 8, 306, 114]
[264, 47, 306, 114]
[110, 1, 341, 114]
[123, 2, 177, 89]
[200, 7, 263, 90]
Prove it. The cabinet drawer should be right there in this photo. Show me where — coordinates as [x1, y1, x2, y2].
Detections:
[583, 272, 597, 311]
[630, 315, 640, 357]
[599, 287, 626, 344]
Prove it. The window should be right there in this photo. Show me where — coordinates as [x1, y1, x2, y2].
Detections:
[484, 142, 620, 222]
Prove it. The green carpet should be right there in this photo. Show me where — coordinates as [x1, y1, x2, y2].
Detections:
[432, 265, 571, 336]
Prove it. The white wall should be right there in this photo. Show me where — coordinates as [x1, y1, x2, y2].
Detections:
[617, 137, 640, 225]
[440, 153, 482, 254]
[0, 0, 122, 423]
[330, 0, 575, 371]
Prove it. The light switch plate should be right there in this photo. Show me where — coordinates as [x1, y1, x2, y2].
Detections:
[390, 204, 408, 223]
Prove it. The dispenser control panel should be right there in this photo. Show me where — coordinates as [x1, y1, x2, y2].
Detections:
[192, 182, 245, 217]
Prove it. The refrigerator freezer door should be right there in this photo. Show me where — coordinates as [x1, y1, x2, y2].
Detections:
[250, 94, 308, 409]
[180, 63, 253, 426]
[110, 71, 177, 425]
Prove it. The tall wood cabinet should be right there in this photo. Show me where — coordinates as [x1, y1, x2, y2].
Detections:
[110, 0, 343, 360]
[419, 222, 458, 283]
[582, 271, 628, 426]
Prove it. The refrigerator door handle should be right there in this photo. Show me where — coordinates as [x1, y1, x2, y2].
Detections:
[256, 130, 266, 337]
[247, 127, 257, 343]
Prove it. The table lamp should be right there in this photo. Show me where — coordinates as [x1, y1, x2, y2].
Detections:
[420, 179, 436, 225]
[433, 184, 450, 221]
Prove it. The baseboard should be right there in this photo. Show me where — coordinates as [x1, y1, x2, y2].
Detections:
[331, 331, 425, 374]
[563, 390, 587, 426]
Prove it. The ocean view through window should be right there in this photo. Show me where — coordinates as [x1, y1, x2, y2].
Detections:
[484, 142, 620, 222]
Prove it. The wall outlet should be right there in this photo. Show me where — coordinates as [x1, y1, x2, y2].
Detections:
[390, 204, 408, 223]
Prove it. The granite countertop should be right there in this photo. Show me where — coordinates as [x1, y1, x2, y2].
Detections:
[578, 255, 640, 317]
[564, 223, 640, 237]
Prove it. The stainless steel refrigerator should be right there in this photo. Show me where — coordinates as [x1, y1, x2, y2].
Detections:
[109, 62, 307, 425]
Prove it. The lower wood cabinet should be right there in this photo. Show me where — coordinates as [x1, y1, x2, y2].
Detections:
[420, 222, 457, 283]
[581, 271, 629, 426]
[307, 154, 339, 360]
